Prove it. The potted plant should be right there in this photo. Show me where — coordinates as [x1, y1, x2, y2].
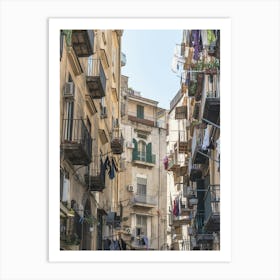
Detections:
[62, 233, 80, 250]
[188, 81, 197, 97]
[205, 59, 220, 75]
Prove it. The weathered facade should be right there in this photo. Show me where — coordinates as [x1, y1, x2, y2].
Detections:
[167, 29, 220, 250]
[119, 76, 168, 250]
[59, 30, 124, 250]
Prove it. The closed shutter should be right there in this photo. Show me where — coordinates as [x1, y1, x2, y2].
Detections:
[132, 138, 138, 160]
[137, 177, 147, 196]
[146, 143, 152, 163]
[137, 105, 144, 119]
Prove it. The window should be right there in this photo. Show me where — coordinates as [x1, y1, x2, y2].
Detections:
[138, 141, 146, 161]
[60, 170, 70, 204]
[132, 139, 154, 163]
[137, 105, 144, 119]
[137, 177, 147, 197]
[64, 101, 74, 141]
[87, 56, 93, 75]
[136, 215, 147, 236]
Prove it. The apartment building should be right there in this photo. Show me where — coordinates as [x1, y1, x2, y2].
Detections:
[167, 30, 220, 250]
[59, 29, 124, 250]
[166, 90, 192, 250]
[119, 76, 168, 250]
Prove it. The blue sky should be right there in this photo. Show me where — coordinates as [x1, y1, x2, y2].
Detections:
[121, 30, 183, 110]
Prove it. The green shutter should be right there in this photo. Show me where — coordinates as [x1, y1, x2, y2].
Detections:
[137, 105, 144, 119]
[132, 138, 138, 161]
[146, 143, 152, 163]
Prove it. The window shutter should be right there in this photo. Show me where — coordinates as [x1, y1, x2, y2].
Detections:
[132, 138, 138, 160]
[137, 105, 144, 119]
[146, 143, 152, 163]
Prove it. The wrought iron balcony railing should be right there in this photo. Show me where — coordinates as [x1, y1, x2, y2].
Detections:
[204, 185, 220, 232]
[86, 59, 106, 99]
[132, 194, 157, 206]
[61, 119, 92, 165]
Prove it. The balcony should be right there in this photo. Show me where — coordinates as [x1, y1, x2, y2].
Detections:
[84, 163, 106, 192]
[71, 30, 94, 57]
[201, 75, 220, 125]
[167, 159, 180, 172]
[132, 151, 156, 167]
[192, 102, 200, 120]
[183, 185, 194, 199]
[111, 137, 124, 155]
[128, 115, 155, 127]
[195, 234, 214, 250]
[86, 60, 106, 99]
[192, 130, 209, 165]
[195, 73, 204, 101]
[132, 194, 157, 208]
[61, 119, 92, 165]
[194, 211, 205, 234]
[189, 166, 202, 182]
[204, 185, 220, 232]
[203, 96, 220, 125]
[175, 106, 188, 119]
[174, 140, 188, 155]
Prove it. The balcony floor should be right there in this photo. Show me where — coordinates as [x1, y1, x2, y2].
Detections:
[204, 213, 220, 232]
[61, 142, 91, 165]
[203, 98, 220, 125]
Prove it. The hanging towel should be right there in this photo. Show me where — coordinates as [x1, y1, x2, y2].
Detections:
[207, 30, 216, 45]
[109, 159, 116, 179]
[202, 127, 210, 150]
[201, 30, 208, 47]
[143, 236, 149, 249]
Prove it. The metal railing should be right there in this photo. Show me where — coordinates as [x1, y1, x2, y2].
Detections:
[132, 151, 156, 164]
[87, 59, 106, 94]
[61, 119, 92, 159]
[204, 185, 220, 224]
[132, 194, 157, 205]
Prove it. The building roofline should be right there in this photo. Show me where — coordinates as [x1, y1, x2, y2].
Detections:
[128, 92, 159, 106]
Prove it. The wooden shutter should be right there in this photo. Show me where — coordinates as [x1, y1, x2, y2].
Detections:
[132, 138, 138, 160]
[146, 143, 152, 163]
[137, 105, 144, 119]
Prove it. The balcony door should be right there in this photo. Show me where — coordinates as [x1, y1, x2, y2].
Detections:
[64, 101, 74, 141]
[138, 140, 146, 161]
[136, 215, 147, 236]
[137, 177, 147, 203]
[63, 74, 74, 141]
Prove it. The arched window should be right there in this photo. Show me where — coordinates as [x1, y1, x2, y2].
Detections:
[132, 138, 153, 163]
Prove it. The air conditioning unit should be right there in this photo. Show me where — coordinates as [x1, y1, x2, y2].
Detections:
[126, 141, 135, 149]
[100, 106, 107, 118]
[127, 185, 134, 192]
[63, 82, 74, 98]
